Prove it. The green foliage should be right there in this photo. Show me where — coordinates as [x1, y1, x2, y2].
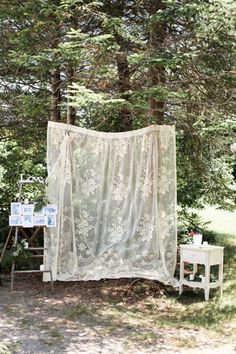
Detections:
[67, 84, 126, 109]
[0, 139, 47, 242]
[1, 239, 30, 271]
[177, 133, 236, 210]
[0, 0, 235, 243]
[177, 208, 211, 245]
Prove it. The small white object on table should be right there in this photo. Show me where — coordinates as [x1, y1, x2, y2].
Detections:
[179, 244, 224, 301]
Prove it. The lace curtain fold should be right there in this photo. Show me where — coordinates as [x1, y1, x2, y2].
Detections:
[44, 122, 178, 286]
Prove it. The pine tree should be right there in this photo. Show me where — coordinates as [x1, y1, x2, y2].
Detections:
[0, 0, 235, 215]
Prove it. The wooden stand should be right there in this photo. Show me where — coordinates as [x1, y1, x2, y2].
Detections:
[0, 175, 53, 292]
[0, 227, 13, 265]
[9, 226, 53, 292]
[0, 226, 53, 292]
[179, 244, 224, 301]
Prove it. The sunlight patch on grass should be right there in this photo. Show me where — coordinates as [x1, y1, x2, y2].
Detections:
[0, 341, 19, 354]
[0, 344, 9, 354]
[196, 206, 236, 235]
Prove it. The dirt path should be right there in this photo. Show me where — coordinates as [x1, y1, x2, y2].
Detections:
[0, 275, 235, 354]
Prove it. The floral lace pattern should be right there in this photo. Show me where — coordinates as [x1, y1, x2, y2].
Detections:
[44, 122, 178, 286]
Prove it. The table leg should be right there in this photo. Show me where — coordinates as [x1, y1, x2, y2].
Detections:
[193, 263, 198, 293]
[179, 260, 184, 295]
[204, 261, 210, 301]
[204, 287, 210, 301]
[219, 262, 224, 297]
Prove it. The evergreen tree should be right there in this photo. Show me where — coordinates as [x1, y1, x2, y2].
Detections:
[0, 0, 235, 230]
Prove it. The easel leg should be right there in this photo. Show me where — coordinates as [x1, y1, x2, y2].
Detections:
[10, 262, 15, 292]
[0, 227, 13, 264]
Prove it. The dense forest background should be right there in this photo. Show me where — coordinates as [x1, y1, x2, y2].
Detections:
[0, 0, 236, 241]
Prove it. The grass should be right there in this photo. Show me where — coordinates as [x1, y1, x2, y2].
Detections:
[0, 207, 235, 353]
[96, 230, 236, 342]
[61, 303, 91, 320]
[53, 229, 236, 339]
[173, 207, 236, 335]
[48, 329, 63, 339]
[0, 342, 19, 354]
[20, 317, 33, 329]
[196, 205, 236, 236]
[174, 232, 236, 333]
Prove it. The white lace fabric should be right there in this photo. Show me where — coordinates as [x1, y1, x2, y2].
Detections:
[44, 122, 178, 286]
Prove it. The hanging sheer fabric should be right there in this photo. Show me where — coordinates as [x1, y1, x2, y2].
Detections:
[44, 122, 178, 286]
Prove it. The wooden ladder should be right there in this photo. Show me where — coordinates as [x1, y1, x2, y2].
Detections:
[10, 233, 53, 293]
[1, 175, 53, 292]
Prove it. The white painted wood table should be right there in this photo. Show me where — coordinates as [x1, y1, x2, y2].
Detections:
[179, 244, 224, 301]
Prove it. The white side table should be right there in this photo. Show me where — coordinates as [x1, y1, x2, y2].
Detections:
[179, 244, 224, 301]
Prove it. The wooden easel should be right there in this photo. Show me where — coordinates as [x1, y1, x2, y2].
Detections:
[10, 226, 53, 292]
[0, 175, 53, 292]
[0, 226, 44, 262]
[0, 227, 13, 266]
[0, 227, 13, 286]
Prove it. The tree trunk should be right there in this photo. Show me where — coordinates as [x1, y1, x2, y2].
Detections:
[148, 0, 166, 125]
[116, 40, 132, 131]
[66, 15, 77, 125]
[66, 66, 76, 125]
[51, 69, 61, 122]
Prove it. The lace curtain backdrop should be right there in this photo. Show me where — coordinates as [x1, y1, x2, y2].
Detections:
[44, 122, 178, 286]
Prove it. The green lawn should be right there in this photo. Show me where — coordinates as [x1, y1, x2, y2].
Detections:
[196, 206, 236, 236]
